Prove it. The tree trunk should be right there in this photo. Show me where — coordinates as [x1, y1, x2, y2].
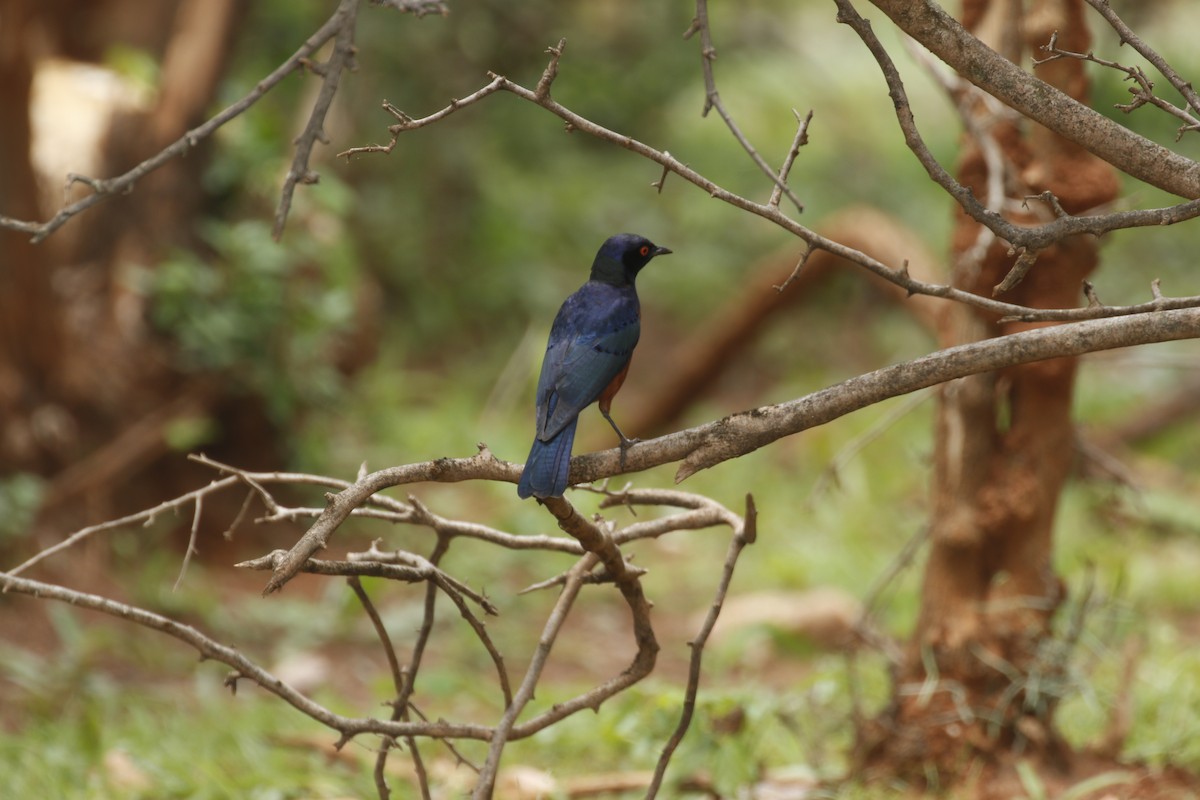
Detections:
[0, 0, 71, 474]
[0, 0, 249, 535]
[860, 0, 1119, 780]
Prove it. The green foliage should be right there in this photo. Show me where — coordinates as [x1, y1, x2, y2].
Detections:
[144, 208, 358, 425]
[0, 678, 373, 799]
[7, 1, 1200, 797]
[0, 473, 45, 542]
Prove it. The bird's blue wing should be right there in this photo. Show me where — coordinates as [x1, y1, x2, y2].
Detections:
[534, 284, 640, 441]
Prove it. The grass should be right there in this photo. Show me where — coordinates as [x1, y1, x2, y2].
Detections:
[4, 372, 1200, 799]
[1, 685, 378, 799]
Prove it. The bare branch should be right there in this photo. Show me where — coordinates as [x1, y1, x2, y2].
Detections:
[273, 0, 360, 240]
[645, 494, 756, 798]
[0, 570, 494, 743]
[1083, 0, 1200, 119]
[237, 551, 498, 614]
[1035, 30, 1200, 140]
[689, 1, 806, 212]
[769, 109, 814, 209]
[5, 476, 240, 578]
[343, 42, 1200, 322]
[665, 306, 1200, 483]
[173, 493, 204, 591]
[864, 0, 1200, 198]
[263, 307, 1200, 594]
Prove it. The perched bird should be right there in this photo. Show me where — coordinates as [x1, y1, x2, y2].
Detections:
[517, 233, 671, 499]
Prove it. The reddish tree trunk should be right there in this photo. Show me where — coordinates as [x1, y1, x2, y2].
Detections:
[861, 0, 1119, 780]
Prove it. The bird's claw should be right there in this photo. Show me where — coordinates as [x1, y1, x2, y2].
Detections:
[617, 435, 640, 471]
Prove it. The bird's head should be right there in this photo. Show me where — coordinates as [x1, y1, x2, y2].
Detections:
[590, 233, 672, 286]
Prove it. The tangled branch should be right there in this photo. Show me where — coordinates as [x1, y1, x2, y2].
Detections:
[3, 467, 754, 799]
[1035, 31, 1200, 140]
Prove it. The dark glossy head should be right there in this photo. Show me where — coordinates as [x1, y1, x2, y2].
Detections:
[589, 233, 671, 286]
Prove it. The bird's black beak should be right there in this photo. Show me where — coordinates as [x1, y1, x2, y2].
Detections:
[654, 245, 672, 257]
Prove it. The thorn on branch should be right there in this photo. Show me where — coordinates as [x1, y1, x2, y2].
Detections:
[651, 156, 672, 194]
[993, 248, 1041, 296]
[66, 173, 112, 195]
[1083, 280, 1105, 309]
[743, 494, 757, 544]
[299, 56, 328, 77]
[224, 671, 244, 695]
[1151, 278, 1164, 301]
[1023, 190, 1068, 219]
[535, 38, 567, 100]
[773, 247, 814, 293]
[383, 100, 414, 125]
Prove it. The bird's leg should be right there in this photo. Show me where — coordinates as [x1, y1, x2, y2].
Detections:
[600, 409, 640, 470]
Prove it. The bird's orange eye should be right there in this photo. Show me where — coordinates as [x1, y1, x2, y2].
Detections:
[639, 245, 650, 257]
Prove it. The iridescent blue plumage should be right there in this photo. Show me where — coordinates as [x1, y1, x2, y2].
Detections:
[517, 234, 671, 499]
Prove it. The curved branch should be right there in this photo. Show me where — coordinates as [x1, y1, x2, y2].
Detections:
[865, 0, 1200, 198]
[264, 306, 1200, 593]
[343, 48, 1200, 322]
[0, 570, 495, 742]
[1083, 0, 1200, 119]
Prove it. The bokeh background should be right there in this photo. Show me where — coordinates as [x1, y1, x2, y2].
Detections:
[2, 1, 1200, 796]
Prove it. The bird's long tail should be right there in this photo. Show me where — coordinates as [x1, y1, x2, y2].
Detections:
[517, 418, 578, 499]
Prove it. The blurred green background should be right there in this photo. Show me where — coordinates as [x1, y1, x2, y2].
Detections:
[3, 0, 1200, 797]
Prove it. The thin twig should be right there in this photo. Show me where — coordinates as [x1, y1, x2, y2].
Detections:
[689, 0, 806, 212]
[4, 476, 239, 579]
[236, 552, 497, 614]
[769, 109, 814, 208]
[343, 44, 1200, 323]
[645, 494, 756, 799]
[273, 0, 360, 239]
[1083, 0, 1200, 117]
[1035, 31, 1200, 140]
[473, 552, 599, 799]
[173, 494, 204, 591]
[348, 576, 407, 800]
[0, 570, 496, 743]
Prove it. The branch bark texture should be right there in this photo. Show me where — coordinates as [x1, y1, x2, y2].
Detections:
[266, 307, 1200, 593]
[866, 0, 1200, 198]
